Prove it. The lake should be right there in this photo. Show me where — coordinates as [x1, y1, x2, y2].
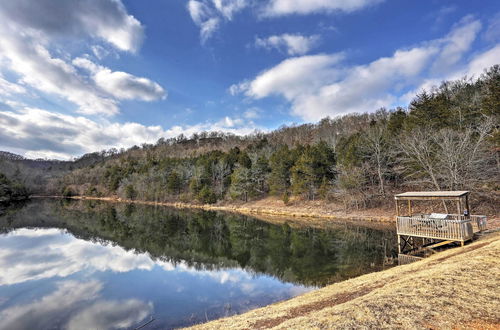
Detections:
[0, 199, 397, 329]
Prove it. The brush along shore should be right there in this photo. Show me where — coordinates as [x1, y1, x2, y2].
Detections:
[187, 232, 500, 330]
[56, 195, 397, 225]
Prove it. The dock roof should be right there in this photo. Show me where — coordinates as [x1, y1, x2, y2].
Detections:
[394, 191, 469, 200]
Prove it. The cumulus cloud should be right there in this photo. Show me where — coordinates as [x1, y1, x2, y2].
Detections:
[0, 0, 164, 117]
[255, 34, 321, 55]
[0, 27, 120, 116]
[188, 0, 247, 42]
[262, 0, 384, 17]
[242, 54, 345, 100]
[0, 108, 262, 160]
[236, 17, 495, 121]
[73, 57, 166, 101]
[0, 0, 144, 53]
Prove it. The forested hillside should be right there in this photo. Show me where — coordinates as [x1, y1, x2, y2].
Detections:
[0, 172, 28, 202]
[2, 66, 499, 211]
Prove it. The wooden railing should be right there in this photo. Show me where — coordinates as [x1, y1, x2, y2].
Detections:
[462, 215, 487, 232]
[396, 216, 474, 241]
[409, 214, 487, 232]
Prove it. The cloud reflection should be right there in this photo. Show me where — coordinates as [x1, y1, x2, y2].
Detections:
[0, 228, 155, 285]
[0, 279, 153, 330]
[0, 228, 263, 288]
[67, 299, 153, 330]
[0, 280, 102, 329]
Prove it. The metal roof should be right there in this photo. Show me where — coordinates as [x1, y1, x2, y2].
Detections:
[394, 191, 469, 199]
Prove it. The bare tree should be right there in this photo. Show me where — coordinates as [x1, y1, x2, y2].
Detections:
[399, 128, 442, 190]
[433, 118, 496, 189]
[212, 159, 231, 197]
[363, 124, 390, 196]
[399, 117, 497, 191]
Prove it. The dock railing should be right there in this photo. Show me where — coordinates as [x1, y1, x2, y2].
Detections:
[396, 216, 474, 241]
[404, 214, 487, 232]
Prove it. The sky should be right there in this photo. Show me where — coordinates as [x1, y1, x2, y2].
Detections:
[0, 0, 498, 160]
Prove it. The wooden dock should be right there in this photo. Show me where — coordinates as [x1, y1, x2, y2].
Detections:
[394, 191, 487, 262]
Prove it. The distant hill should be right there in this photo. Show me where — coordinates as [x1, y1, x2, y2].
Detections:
[0, 65, 498, 209]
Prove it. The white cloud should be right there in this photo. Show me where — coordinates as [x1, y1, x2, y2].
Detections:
[188, 0, 247, 42]
[236, 17, 493, 122]
[228, 81, 250, 96]
[432, 16, 482, 74]
[255, 34, 320, 55]
[244, 54, 345, 100]
[73, 57, 166, 101]
[243, 107, 262, 119]
[0, 1, 165, 117]
[188, 0, 221, 43]
[0, 76, 26, 96]
[213, 0, 247, 20]
[0, 0, 144, 53]
[0, 26, 120, 116]
[0, 108, 262, 160]
[465, 44, 500, 77]
[91, 45, 113, 60]
[262, 0, 384, 17]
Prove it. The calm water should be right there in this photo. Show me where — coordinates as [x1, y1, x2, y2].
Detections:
[0, 199, 396, 329]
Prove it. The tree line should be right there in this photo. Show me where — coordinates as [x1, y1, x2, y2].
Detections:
[1, 66, 498, 210]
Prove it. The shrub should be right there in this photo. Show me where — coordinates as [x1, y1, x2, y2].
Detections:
[198, 186, 217, 204]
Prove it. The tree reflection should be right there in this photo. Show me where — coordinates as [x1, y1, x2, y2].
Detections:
[0, 199, 397, 286]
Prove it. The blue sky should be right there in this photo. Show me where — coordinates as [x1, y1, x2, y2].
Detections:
[0, 0, 498, 159]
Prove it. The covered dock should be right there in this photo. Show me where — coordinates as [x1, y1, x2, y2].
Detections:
[395, 191, 487, 263]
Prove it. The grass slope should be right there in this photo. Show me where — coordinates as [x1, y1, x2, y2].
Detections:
[187, 232, 500, 330]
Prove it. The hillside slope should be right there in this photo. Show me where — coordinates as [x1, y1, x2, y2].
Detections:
[188, 232, 500, 330]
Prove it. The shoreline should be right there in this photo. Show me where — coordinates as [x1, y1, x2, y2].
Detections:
[31, 195, 397, 228]
[187, 231, 500, 329]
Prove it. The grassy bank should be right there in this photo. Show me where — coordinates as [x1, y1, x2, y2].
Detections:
[187, 232, 500, 330]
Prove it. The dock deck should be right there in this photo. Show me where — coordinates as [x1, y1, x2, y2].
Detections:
[394, 191, 487, 262]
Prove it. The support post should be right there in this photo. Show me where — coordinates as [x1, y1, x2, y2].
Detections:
[407, 200, 412, 217]
[465, 195, 470, 217]
[398, 235, 401, 254]
[456, 199, 461, 216]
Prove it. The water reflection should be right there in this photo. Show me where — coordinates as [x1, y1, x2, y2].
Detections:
[0, 199, 397, 329]
[0, 279, 153, 330]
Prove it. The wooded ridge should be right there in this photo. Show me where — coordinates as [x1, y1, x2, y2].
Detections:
[0, 66, 498, 212]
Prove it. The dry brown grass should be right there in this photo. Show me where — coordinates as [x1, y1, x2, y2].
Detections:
[186, 232, 500, 330]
